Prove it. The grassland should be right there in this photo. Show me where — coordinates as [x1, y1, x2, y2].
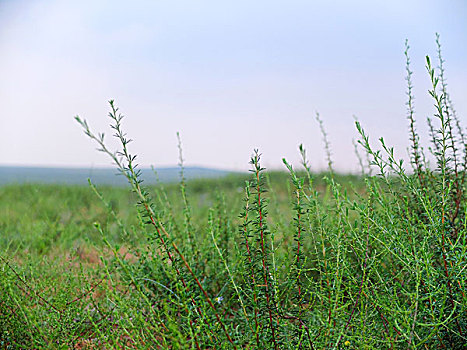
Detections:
[1, 37, 466, 349]
[0, 173, 364, 348]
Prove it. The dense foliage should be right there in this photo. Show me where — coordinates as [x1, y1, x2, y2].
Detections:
[1, 36, 465, 349]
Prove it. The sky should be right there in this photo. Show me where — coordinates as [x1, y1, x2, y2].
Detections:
[1, 0, 466, 172]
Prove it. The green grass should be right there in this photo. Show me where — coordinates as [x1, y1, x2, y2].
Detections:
[1, 35, 466, 349]
[0, 172, 359, 256]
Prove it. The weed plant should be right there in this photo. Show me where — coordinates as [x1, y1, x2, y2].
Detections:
[1, 35, 466, 349]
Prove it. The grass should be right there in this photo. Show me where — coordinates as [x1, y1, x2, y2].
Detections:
[1, 35, 466, 349]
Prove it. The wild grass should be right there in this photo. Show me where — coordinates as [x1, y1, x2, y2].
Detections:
[1, 35, 466, 349]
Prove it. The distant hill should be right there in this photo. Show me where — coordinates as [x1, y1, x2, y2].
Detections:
[0, 166, 232, 186]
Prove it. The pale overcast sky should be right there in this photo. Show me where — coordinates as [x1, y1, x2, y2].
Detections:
[1, 0, 466, 172]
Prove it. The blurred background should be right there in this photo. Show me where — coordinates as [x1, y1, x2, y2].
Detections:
[1, 0, 466, 176]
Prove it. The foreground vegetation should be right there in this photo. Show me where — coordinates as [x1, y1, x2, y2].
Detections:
[1, 36, 466, 349]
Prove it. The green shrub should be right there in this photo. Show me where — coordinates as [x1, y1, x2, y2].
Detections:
[1, 34, 465, 349]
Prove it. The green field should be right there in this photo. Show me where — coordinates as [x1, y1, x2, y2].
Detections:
[1, 42, 466, 349]
[1, 163, 465, 349]
[0, 172, 360, 347]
